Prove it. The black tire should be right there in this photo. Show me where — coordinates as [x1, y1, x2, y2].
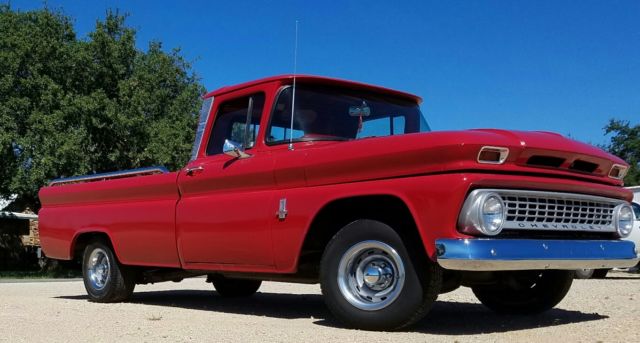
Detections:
[213, 278, 262, 297]
[82, 241, 135, 302]
[320, 219, 442, 331]
[591, 269, 610, 279]
[574, 269, 595, 279]
[472, 270, 573, 314]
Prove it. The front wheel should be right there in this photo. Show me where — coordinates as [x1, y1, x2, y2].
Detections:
[320, 219, 442, 331]
[82, 241, 135, 302]
[472, 270, 573, 314]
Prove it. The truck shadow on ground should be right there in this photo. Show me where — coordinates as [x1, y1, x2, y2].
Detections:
[320, 301, 608, 334]
[57, 289, 607, 334]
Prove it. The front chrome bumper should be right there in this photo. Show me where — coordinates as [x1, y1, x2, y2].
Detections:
[435, 239, 639, 271]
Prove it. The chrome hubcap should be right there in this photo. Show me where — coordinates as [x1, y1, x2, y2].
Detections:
[363, 262, 394, 290]
[337, 240, 405, 311]
[87, 248, 110, 290]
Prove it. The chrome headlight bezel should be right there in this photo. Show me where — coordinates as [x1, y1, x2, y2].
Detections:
[458, 190, 506, 236]
[613, 203, 634, 238]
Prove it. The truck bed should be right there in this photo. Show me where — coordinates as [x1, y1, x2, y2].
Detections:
[38, 171, 182, 267]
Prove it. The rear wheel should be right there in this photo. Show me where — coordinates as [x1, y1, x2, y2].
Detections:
[82, 241, 135, 302]
[472, 270, 573, 314]
[574, 268, 595, 279]
[212, 277, 262, 297]
[320, 219, 442, 331]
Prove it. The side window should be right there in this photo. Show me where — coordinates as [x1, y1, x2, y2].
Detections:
[205, 93, 265, 156]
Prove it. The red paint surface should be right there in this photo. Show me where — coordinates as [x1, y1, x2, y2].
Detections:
[39, 172, 181, 267]
[38, 75, 632, 274]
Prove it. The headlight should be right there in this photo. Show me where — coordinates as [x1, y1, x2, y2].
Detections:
[458, 191, 505, 236]
[481, 194, 505, 234]
[614, 204, 634, 237]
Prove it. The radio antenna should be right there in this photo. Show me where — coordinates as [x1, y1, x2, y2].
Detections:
[288, 20, 299, 150]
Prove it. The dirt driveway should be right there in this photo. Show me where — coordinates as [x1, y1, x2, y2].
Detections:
[1, 273, 638, 342]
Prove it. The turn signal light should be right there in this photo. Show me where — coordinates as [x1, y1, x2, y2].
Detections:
[608, 164, 628, 180]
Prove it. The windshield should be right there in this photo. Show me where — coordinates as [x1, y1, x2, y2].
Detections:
[266, 85, 429, 144]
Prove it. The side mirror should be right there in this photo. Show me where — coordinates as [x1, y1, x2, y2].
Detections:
[223, 139, 251, 159]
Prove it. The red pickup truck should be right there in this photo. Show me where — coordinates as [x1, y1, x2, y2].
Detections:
[39, 75, 638, 330]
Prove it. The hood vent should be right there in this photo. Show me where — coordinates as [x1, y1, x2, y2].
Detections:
[525, 155, 601, 176]
[527, 156, 565, 168]
[569, 160, 598, 174]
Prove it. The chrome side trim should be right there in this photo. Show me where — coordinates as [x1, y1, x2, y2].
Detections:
[435, 238, 638, 271]
[48, 166, 169, 186]
[277, 198, 288, 220]
[0, 211, 38, 220]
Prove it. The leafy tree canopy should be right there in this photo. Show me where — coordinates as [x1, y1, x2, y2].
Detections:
[604, 119, 640, 186]
[0, 5, 204, 211]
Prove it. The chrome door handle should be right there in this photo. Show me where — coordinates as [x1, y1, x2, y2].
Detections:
[185, 166, 204, 176]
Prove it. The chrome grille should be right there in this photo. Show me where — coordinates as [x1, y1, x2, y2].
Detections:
[496, 190, 624, 233]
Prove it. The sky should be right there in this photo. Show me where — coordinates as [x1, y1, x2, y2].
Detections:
[8, 0, 640, 146]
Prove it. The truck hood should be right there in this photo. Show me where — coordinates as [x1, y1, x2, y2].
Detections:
[300, 129, 628, 189]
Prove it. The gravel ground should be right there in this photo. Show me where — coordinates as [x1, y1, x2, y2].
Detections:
[1, 272, 639, 342]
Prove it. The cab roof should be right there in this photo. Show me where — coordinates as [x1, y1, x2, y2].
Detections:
[203, 75, 422, 104]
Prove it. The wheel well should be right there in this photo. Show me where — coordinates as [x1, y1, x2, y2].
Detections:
[298, 195, 426, 279]
[72, 232, 112, 262]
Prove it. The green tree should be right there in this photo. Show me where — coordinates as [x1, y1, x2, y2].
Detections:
[604, 119, 640, 186]
[0, 6, 204, 211]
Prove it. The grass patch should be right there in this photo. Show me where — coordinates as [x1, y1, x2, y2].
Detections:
[0, 268, 81, 279]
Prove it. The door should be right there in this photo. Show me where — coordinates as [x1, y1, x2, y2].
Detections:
[176, 92, 276, 267]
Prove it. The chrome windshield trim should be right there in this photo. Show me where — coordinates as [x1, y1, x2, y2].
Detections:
[190, 96, 214, 161]
[435, 238, 638, 271]
[48, 166, 169, 186]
